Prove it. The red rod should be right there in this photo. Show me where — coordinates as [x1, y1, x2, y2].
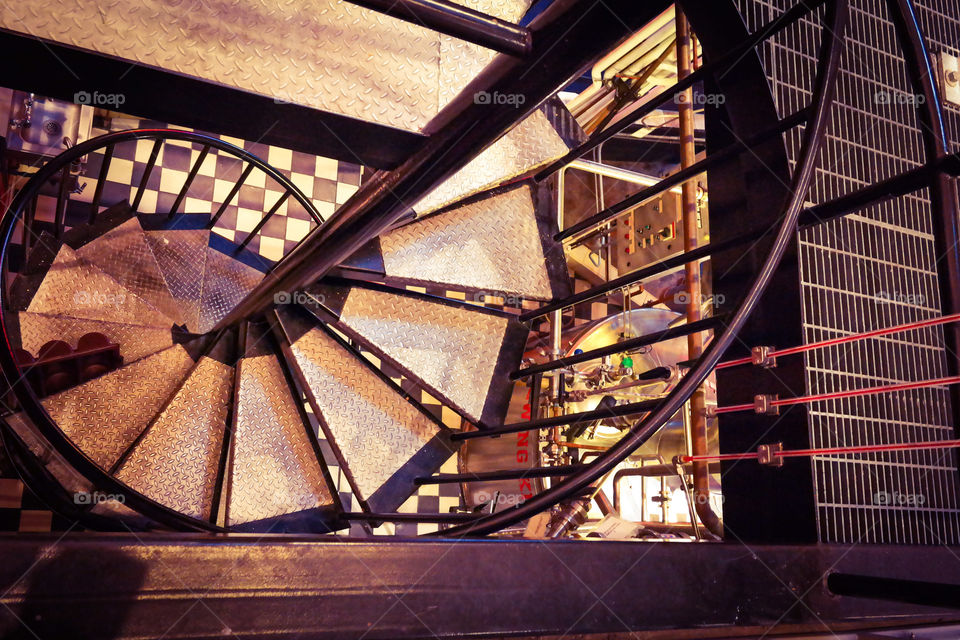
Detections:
[680, 438, 960, 464]
[713, 375, 960, 415]
[715, 312, 960, 370]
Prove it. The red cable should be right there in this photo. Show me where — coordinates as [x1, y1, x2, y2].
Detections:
[712, 375, 960, 415]
[680, 438, 960, 464]
[715, 312, 960, 370]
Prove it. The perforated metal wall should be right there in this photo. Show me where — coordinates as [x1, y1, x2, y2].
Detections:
[734, 0, 960, 543]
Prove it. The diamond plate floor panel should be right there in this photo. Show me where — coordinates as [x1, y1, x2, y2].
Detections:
[17, 312, 173, 364]
[198, 248, 264, 333]
[39, 345, 195, 470]
[328, 285, 525, 426]
[26, 245, 174, 328]
[380, 184, 560, 301]
[227, 352, 333, 526]
[0, 0, 527, 134]
[116, 356, 233, 520]
[284, 318, 441, 502]
[76, 219, 186, 326]
[144, 229, 210, 333]
[413, 110, 570, 215]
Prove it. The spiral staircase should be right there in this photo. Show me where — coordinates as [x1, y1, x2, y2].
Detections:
[4, 0, 960, 635]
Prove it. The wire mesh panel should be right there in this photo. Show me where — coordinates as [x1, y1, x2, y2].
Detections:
[734, 0, 960, 543]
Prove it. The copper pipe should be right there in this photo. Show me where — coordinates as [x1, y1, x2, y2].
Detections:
[676, 10, 723, 538]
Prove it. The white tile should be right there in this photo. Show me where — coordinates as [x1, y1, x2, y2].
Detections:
[290, 172, 314, 194]
[316, 156, 338, 181]
[184, 197, 212, 214]
[108, 158, 134, 184]
[159, 168, 188, 194]
[335, 182, 358, 204]
[313, 200, 336, 218]
[212, 227, 235, 242]
[246, 166, 267, 189]
[213, 178, 234, 202]
[285, 217, 311, 242]
[196, 150, 218, 177]
[236, 207, 261, 233]
[258, 236, 285, 261]
[268, 146, 292, 170]
[134, 189, 157, 213]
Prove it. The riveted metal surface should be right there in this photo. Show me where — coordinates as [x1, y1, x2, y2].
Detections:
[76, 219, 186, 326]
[116, 357, 233, 520]
[228, 353, 333, 525]
[338, 287, 508, 424]
[413, 110, 570, 214]
[26, 244, 173, 328]
[38, 345, 195, 470]
[288, 326, 440, 500]
[381, 184, 554, 300]
[144, 229, 210, 333]
[198, 247, 264, 333]
[17, 312, 173, 364]
[1, 0, 463, 133]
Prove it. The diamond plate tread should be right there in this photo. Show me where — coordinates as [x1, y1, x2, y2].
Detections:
[26, 244, 174, 328]
[381, 184, 556, 300]
[76, 219, 186, 326]
[0, 0, 524, 133]
[287, 323, 441, 501]
[144, 229, 210, 332]
[38, 345, 196, 470]
[228, 352, 333, 525]
[17, 312, 173, 364]
[198, 247, 264, 333]
[413, 110, 571, 215]
[334, 286, 518, 425]
[115, 356, 233, 520]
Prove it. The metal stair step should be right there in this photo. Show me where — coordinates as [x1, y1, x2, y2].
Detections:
[304, 280, 528, 427]
[115, 332, 236, 521]
[74, 218, 187, 326]
[143, 229, 211, 333]
[343, 182, 571, 302]
[272, 306, 457, 512]
[226, 323, 336, 530]
[197, 246, 265, 333]
[13, 312, 174, 364]
[411, 104, 576, 215]
[32, 343, 200, 470]
[24, 244, 174, 327]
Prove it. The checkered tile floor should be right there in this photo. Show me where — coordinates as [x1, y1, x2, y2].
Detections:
[29, 115, 364, 263]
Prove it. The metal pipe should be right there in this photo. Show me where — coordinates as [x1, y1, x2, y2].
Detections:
[343, 0, 531, 57]
[567, 159, 684, 192]
[214, 0, 665, 330]
[676, 9, 721, 539]
[416, 464, 583, 485]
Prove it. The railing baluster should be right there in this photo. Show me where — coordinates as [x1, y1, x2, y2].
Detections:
[54, 166, 70, 239]
[513, 315, 725, 379]
[236, 190, 290, 252]
[209, 163, 255, 229]
[168, 145, 210, 219]
[416, 464, 583, 485]
[23, 196, 37, 257]
[131, 138, 163, 212]
[89, 144, 114, 223]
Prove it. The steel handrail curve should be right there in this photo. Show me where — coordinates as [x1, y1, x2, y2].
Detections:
[436, 0, 850, 537]
[0, 129, 323, 532]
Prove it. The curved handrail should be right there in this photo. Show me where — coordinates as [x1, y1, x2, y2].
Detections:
[0, 129, 322, 531]
[436, 0, 850, 537]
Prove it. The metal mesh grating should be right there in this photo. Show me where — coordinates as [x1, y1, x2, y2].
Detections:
[734, 0, 960, 543]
